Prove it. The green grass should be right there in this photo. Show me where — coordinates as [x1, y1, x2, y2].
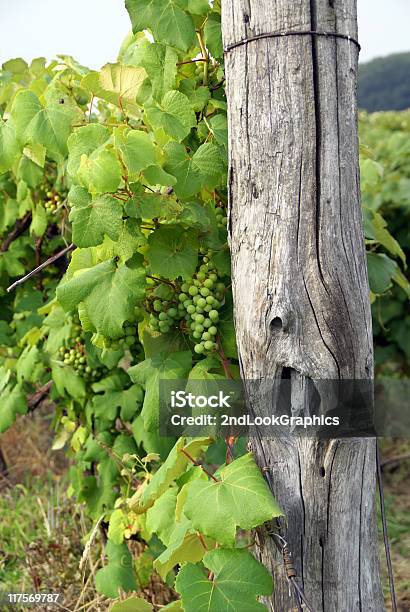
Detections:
[0, 473, 98, 609]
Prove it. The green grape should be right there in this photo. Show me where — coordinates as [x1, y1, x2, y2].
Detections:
[203, 318, 212, 328]
[158, 312, 168, 321]
[197, 271, 206, 281]
[204, 278, 213, 289]
[197, 297, 207, 309]
[204, 304, 212, 312]
[152, 300, 161, 313]
[209, 310, 219, 321]
[181, 283, 189, 293]
[194, 313, 205, 323]
[168, 307, 177, 318]
[200, 287, 210, 297]
[192, 331, 202, 339]
[195, 324, 204, 333]
[183, 299, 192, 309]
[187, 304, 196, 314]
[194, 343, 205, 354]
[202, 332, 211, 341]
[209, 273, 218, 282]
[206, 295, 215, 305]
[204, 340, 214, 351]
[209, 326, 218, 336]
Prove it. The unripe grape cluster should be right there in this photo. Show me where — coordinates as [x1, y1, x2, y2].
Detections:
[215, 207, 228, 228]
[147, 252, 226, 356]
[58, 323, 105, 382]
[44, 189, 63, 215]
[103, 308, 144, 356]
[148, 298, 185, 334]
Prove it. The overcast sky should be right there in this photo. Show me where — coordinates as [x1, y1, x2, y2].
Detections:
[0, 0, 409, 68]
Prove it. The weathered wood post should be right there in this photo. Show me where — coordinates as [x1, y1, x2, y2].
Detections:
[221, 1, 384, 610]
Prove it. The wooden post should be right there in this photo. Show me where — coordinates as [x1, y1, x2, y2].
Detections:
[221, 1, 384, 610]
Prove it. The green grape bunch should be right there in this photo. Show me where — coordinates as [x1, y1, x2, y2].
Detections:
[148, 294, 185, 334]
[58, 322, 106, 382]
[43, 188, 64, 215]
[147, 251, 226, 356]
[215, 206, 228, 229]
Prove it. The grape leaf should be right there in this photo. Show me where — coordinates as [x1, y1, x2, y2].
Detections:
[128, 351, 192, 431]
[95, 541, 137, 599]
[145, 91, 196, 141]
[175, 548, 273, 612]
[57, 256, 146, 338]
[9, 90, 42, 145]
[111, 597, 153, 612]
[154, 517, 211, 579]
[208, 114, 228, 147]
[142, 164, 177, 186]
[128, 192, 180, 220]
[147, 225, 198, 279]
[125, 0, 196, 51]
[93, 383, 144, 422]
[182, 453, 283, 546]
[164, 142, 226, 198]
[187, 0, 210, 16]
[204, 14, 223, 59]
[82, 63, 147, 109]
[116, 129, 157, 177]
[191, 142, 226, 188]
[146, 487, 178, 544]
[131, 41, 178, 101]
[367, 252, 397, 294]
[0, 121, 18, 173]
[128, 435, 211, 512]
[0, 384, 27, 433]
[51, 365, 86, 400]
[23, 143, 46, 167]
[26, 100, 82, 162]
[67, 124, 111, 176]
[70, 194, 123, 247]
[77, 148, 122, 194]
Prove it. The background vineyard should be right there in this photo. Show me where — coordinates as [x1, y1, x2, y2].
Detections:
[0, 2, 409, 610]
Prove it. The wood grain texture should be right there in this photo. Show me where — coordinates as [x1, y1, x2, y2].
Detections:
[221, 0, 384, 610]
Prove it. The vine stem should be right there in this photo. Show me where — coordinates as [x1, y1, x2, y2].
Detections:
[177, 58, 207, 66]
[146, 274, 176, 288]
[216, 335, 234, 379]
[179, 448, 219, 482]
[196, 532, 208, 550]
[0, 212, 32, 252]
[7, 243, 75, 293]
[196, 30, 209, 86]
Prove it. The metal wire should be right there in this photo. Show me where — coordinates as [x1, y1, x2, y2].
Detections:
[224, 30, 361, 53]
